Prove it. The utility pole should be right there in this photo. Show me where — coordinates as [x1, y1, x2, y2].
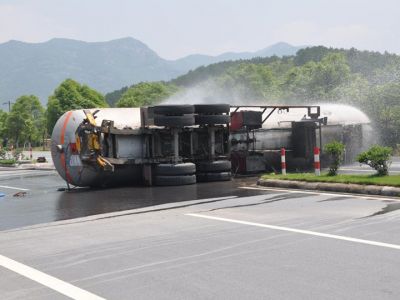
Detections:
[2, 101, 12, 112]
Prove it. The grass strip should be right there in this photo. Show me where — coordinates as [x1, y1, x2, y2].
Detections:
[262, 173, 400, 187]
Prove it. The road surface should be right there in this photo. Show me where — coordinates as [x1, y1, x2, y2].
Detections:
[0, 169, 400, 299]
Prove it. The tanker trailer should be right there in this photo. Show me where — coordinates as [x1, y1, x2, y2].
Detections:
[229, 104, 373, 174]
[51, 108, 146, 187]
[51, 104, 231, 188]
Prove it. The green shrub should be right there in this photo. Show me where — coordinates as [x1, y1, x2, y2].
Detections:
[357, 145, 392, 176]
[0, 159, 16, 165]
[324, 141, 345, 176]
[0, 148, 6, 160]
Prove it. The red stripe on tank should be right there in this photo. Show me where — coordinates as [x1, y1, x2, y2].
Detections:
[60, 111, 73, 183]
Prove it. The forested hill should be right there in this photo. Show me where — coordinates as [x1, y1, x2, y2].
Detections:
[106, 46, 400, 106]
[171, 46, 400, 89]
[107, 46, 400, 146]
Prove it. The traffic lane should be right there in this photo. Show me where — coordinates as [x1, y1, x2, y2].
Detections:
[208, 187, 400, 245]
[0, 173, 264, 230]
[1, 190, 400, 299]
[0, 268, 69, 300]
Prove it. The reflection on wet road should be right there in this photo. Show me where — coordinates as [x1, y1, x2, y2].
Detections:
[0, 173, 264, 230]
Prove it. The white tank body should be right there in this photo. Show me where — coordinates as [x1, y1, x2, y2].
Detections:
[51, 108, 143, 187]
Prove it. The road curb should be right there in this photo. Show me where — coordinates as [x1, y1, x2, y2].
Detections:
[257, 179, 400, 197]
[0, 164, 55, 171]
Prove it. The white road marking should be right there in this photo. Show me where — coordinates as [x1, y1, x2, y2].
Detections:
[0, 254, 105, 300]
[0, 185, 29, 191]
[240, 186, 400, 202]
[187, 213, 400, 250]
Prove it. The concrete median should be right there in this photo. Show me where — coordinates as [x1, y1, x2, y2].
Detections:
[257, 179, 400, 197]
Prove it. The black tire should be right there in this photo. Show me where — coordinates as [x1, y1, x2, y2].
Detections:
[195, 114, 230, 125]
[155, 174, 196, 186]
[196, 160, 232, 173]
[154, 114, 195, 127]
[153, 105, 194, 115]
[155, 163, 196, 176]
[196, 172, 231, 182]
[194, 104, 230, 114]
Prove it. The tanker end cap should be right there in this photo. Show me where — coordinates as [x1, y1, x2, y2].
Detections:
[56, 144, 64, 153]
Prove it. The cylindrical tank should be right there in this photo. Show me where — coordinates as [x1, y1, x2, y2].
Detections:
[51, 108, 143, 187]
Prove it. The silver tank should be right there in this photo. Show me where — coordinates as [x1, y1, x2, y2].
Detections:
[51, 108, 143, 187]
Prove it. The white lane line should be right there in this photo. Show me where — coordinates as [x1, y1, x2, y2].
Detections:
[187, 213, 400, 250]
[0, 254, 105, 300]
[0, 185, 29, 191]
[239, 186, 400, 202]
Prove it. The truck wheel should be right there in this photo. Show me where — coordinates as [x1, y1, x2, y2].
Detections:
[154, 114, 195, 127]
[196, 172, 231, 182]
[194, 104, 230, 114]
[196, 160, 231, 172]
[155, 174, 196, 186]
[155, 163, 196, 176]
[195, 114, 230, 125]
[153, 105, 194, 115]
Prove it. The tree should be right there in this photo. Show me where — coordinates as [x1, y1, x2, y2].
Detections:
[324, 141, 345, 176]
[46, 79, 108, 132]
[0, 110, 7, 140]
[216, 63, 280, 101]
[116, 82, 178, 107]
[6, 95, 45, 147]
[105, 86, 129, 107]
[365, 83, 400, 147]
[311, 53, 351, 95]
[357, 145, 392, 176]
[284, 53, 351, 102]
[294, 46, 334, 66]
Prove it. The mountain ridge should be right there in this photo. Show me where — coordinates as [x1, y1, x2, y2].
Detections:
[0, 37, 303, 104]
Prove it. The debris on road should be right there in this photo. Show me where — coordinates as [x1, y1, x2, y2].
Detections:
[13, 191, 27, 197]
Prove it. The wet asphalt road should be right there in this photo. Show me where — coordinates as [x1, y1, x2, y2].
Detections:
[0, 170, 263, 231]
[0, 163, 400, 299]
[0, 157, 398, 231]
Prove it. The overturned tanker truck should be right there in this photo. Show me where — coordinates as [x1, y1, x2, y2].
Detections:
[51, 103, 372, 187]
[51, 104, 231, 188]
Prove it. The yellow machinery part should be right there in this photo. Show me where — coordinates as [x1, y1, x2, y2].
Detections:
[83, 110, 97, 126]
[89, 133, 101, 150]
[96, 156, 114, 172]
[75, 135, 81, 152]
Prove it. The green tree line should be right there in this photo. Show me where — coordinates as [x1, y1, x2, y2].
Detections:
[106, 47, 400, 147]
[1, 46, 399, 149]
[1, 79, 108, 148]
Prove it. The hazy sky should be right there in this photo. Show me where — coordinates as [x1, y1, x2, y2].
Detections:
[0, 0, 399, 59]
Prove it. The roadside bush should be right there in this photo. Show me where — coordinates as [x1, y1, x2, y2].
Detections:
[357, 145, 392, 176]
[0, 148, 6, 160]
[13, 149, 23, 160]
[324, 141, 345, 176]
[0, 159, 16, 165]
